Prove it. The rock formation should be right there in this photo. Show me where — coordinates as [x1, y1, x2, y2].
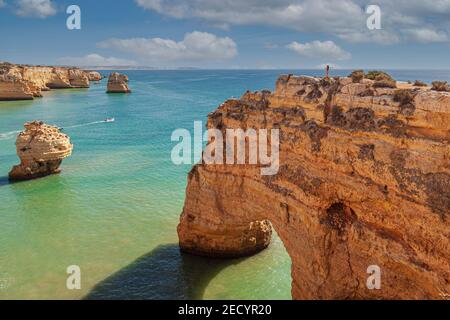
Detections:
[0, 63, 91, 101]
[9, 121, 73, 181]
[106, 72, 131, 93]
[86, 71, 103, 82]
[178, 74, 450, 300]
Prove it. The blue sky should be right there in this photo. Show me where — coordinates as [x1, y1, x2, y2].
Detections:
[1, 0, 450, 69]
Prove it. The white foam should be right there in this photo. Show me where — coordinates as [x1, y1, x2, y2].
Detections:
[0, 130, 20, 141]
[0, 119, 112, 141]
[64, 120, 105, 129]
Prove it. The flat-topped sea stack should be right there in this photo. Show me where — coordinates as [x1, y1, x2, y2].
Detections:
[106, 72, 131, 93]
[0, 63, 91, 101]
[178, 73, 450, 299]
[9, 121, 73, 181]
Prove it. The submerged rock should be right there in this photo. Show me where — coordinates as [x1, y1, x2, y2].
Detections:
[9, 121, 73, 181]
[178, 73, 450, 300]
[106, 72, 131, 93]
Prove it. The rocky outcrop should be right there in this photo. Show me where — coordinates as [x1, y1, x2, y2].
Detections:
[86, 71, 103, 82]
[67, 68, 90, 88]
[0, 75, 38, 100]
[106, 72, 131, 93]
[178, 74, 450, 300]
[9, 121, 73, 181]
[0, 63, 91, 101]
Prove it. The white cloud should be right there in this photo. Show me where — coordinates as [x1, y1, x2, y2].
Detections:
[135, 0, 450, 44]
[338, 31, 400, 45]
[57, 54, 138, 67]
[98, 31, 238, 62]
[404, 28, 448, 43]
[14, 0, 57, 18]
[287, 40, 351, 60]
[0, 0, 6, 8]
[136, 0, 363, 37]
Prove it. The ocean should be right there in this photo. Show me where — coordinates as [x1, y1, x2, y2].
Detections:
[0, 69, 448, 300]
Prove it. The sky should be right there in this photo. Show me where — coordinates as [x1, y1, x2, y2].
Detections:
[1, 0, 450, 69]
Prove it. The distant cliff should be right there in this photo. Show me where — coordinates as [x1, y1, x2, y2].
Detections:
[0, 63, 94, 101]
[178, 73, 449, 299]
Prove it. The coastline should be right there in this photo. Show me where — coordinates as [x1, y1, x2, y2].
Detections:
[0, 69, 448, 300]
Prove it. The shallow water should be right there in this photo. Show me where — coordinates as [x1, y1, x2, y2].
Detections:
[0, 69, 448, 300]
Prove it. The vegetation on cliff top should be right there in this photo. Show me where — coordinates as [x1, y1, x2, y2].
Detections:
[348, 70, 397, 88]
[431, 81, 449, 92]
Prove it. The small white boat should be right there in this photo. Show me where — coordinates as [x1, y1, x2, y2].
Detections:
[104, 118, 115, 123]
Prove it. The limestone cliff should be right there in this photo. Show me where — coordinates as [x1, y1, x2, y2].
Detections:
[178, 74, 450, 300]
[106, 72, 131, 93]
[9, 121, 73, 181]
[0, 63, 91, 101]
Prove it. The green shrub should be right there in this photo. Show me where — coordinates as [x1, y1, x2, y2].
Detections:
[431, 81, 449, 92]
[349, 70, 364, 83]
[413, 80, 427, 87]
[393, 89, 414, 105]
[364, 70, 396, 88]
[365, 70, 394, 81]
[373, 79, 397, 88]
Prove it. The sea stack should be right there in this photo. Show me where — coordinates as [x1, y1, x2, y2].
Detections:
[9, 121, 73, 181]
[178, 72, 450, 300]
[106, 72, 131, 93]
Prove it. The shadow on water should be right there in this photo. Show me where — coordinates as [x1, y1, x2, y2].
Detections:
[84, 244, 244, 300]
[0, 176, 11, 187]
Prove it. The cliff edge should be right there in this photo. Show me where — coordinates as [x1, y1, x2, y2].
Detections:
[0, 63, 91, 101]
[178, 74, 449, 299]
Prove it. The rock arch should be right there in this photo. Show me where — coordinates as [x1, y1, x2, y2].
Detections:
[178, 75, 449, 300]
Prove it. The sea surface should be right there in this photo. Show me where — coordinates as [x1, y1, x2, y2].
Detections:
[0, 70, 448, 300]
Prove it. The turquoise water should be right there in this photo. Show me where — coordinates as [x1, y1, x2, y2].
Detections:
[0, 70, 449, 300]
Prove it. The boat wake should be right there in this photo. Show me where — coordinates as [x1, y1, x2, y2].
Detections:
[0, 130, 21, 141]
[0, 119, 114, 140]
[63, 120, 106, 129]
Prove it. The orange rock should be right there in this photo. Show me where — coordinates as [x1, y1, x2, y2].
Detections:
[86, 71, 103, 82]
[106, 72, 131, 93]
[178, 74, 450, 300]
[9, 121, 73, 181]
[0, 63, 91, 100]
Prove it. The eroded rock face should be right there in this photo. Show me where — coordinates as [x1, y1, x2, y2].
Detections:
[9, 121, 73, 181]
[0, 63, 91, 100]
[86, 71, 103, 82]
[106, 72, 131, 93]
[178, 74, 450, 300]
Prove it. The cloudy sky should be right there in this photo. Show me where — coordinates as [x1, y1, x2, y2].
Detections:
[1, 0, 450, 69]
